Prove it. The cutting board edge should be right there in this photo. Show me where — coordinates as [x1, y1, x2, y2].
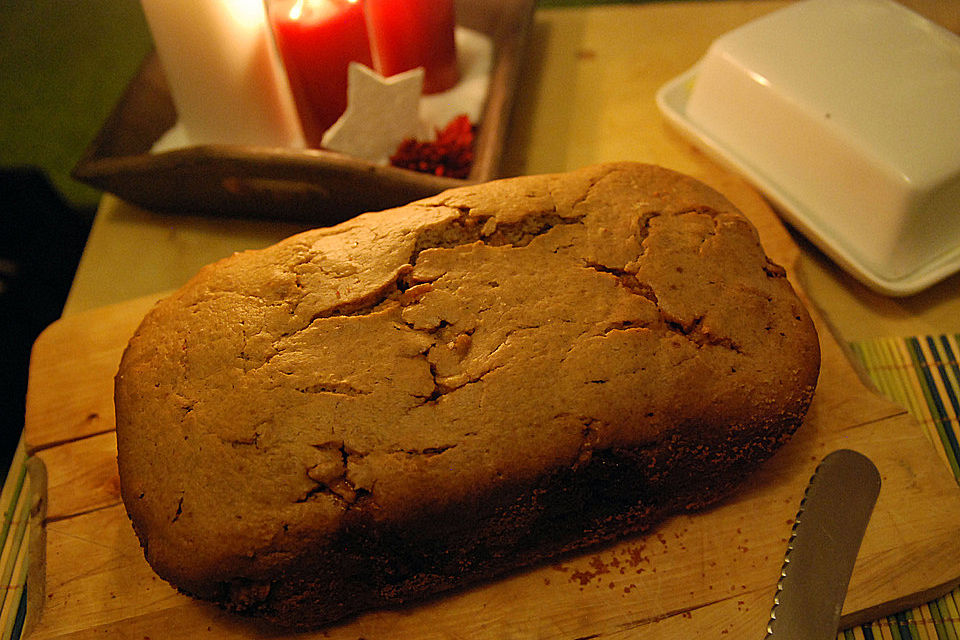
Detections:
[24, 456, 49, 640]
[840, 575, 960, 632]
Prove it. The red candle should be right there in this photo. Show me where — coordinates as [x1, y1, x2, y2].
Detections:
[364, 0, 459, 95]
[267, 0, 372, 147]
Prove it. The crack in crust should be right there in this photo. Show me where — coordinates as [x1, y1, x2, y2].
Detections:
[301, 442, 368, 505]
[295, 382, 370, 396]
[668, 316, 745, 354]
[411, 208, 584, 255]
[583, 262, 659, 305]
[388, 444, 459, 457]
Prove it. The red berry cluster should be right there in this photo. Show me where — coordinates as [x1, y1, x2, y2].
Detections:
[390, 115, 475, 179]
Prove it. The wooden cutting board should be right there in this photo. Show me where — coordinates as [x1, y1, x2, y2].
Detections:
[21, 171, 960, 639]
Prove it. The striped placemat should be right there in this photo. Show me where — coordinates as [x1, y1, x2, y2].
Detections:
[844, 335, 960, 640]
[1, 335, 958, 639]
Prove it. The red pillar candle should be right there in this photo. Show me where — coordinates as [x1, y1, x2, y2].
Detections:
[364, 0, 459, 95]
[267, 0, 372, 147]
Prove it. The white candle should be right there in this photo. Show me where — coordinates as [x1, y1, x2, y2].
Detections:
[141, 0, 305, 149]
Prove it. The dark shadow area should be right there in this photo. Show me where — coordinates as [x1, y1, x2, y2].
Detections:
[0, 168, 92, 473]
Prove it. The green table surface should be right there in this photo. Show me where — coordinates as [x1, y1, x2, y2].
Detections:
[0, 0, 151, 210]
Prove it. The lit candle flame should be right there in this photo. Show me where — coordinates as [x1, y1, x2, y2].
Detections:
[289, 0, 304, 21]
[288, 0, 359, 22]
[228, 0, 269, 30]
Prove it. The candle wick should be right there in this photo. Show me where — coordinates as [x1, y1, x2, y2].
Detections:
[289, 0, 304, 21]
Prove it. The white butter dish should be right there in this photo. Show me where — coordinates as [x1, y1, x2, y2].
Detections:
[657, 0, 960, 296]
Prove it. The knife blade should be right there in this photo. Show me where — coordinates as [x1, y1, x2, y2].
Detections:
[765, 449, 881, 639]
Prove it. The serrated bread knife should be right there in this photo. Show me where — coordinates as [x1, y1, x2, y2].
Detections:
[765, 449, 881, 639]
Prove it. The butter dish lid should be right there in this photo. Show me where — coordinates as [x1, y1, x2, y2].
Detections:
[657, 0, 960, 296]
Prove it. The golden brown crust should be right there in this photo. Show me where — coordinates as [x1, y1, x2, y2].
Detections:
[115, 162, 820, 628]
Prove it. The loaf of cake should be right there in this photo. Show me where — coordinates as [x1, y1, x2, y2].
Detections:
[114, 162, 820, 629]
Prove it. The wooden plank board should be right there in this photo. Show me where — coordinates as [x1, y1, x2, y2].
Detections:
[23, 295, 162, 451]
[21, 171, 960, 638]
